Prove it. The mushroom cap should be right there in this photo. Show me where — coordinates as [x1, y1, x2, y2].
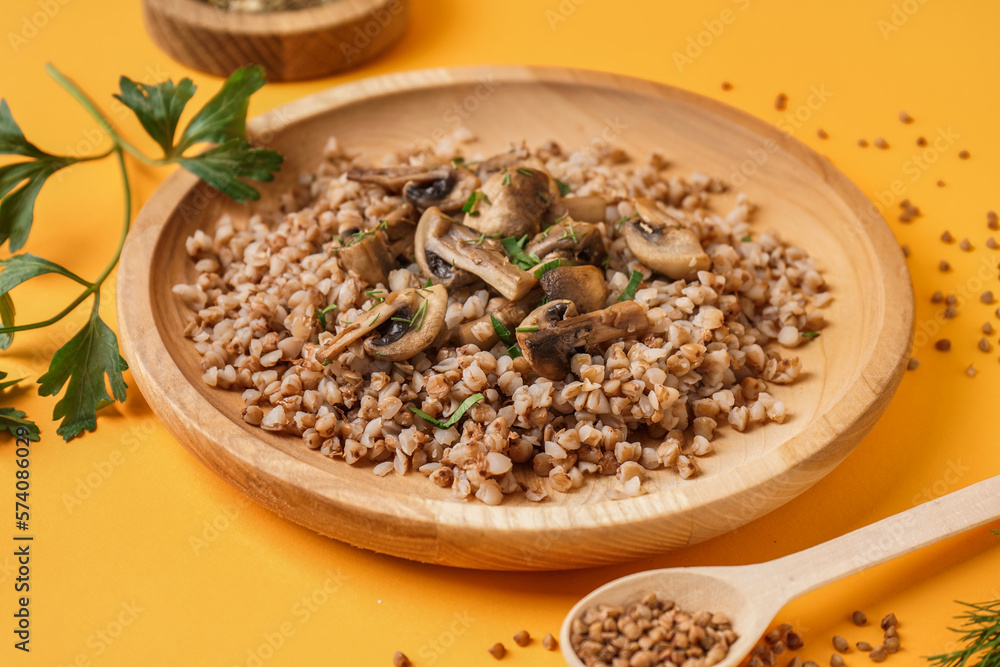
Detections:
[544, 195, 608, 224]
[415, 207, 538, 301]
[347, 165, 448, 193]
[334, 228, 393, 288]
[516, 300, 649, 380]
[525, 219, 606, 266]
[624, 198, 710, 280]
[465, 163, 560, 239]
[362, 285, 448, 361]
[404, 167, 479, 212]
[539, 265, 608, 313]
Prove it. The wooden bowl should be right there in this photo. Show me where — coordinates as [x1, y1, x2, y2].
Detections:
[117, 66, 914, 570]
[141, 0, 410, 81]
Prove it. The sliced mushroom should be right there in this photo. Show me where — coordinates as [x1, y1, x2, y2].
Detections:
[544, 195, 608, 224]
[539, 265, 608, 313]
[347, 165, 447, 193]
[317, 285, 447, 363]
[334, 227, 393, 287]
[452, 290, 541, 347]
[465, 163, 559, 238]
[474, 149, 534, 180]
[404, 167, 479, 212]
[415, 207, 537, 301]
[516, 300, 649, 380]
[380, 203, 418, 262]
[525, 218, 606, 266]
[624, 198, 710, 280]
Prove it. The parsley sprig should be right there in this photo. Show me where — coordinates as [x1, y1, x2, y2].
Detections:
[0, 65, 283, 440]
[617, 270, 643, 302]
[489, 313, 521, 359]
[501, 235, 540, 270]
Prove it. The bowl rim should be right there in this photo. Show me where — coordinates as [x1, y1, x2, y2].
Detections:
[118, 64, 914, 568]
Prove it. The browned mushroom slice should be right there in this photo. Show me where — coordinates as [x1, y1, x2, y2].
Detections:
[539, 265, 608, 313]
[465, 163, 560, 239]
[334, 227, 393, 287]
[624, 198, 710, 280]
[516, 300, 649, 380]
[544, 195, 608, 224]
[317, 285, 447, 363]
[414, 207, 537, 301]
[525, 219, 606, 266]
[380, 203, 418, 262]
[452, 290, 542, 347]
[404, 167, 479, 212]
[474, 148, 533, 180]
[347, 166, 448, 193]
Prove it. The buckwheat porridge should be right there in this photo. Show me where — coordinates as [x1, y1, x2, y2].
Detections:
[173, 134, 829, 505]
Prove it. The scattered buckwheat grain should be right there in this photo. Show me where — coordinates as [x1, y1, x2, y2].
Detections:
[722, 81, 733, 91]
[832, 636, 849, 653]
[831, 654, 845, 667]
[989, 211, 999, 230]
[858, 139, 869, 147]
[982, 291, 996, 304]
[901, 244, 910, 257]
[775, 93, 788, 110]
[983, 322, 994, 335]
[935, 339, 952, 351]
[874, 137, 889, 149]
[817, 128, 829, 139]
[960, 238, 973, 251]
[941, 230, 955, 243]
[392, 651, 411, 667]
[541, 634, 557, 651]
[940, 260, 951, 272]
[857, 641, 874, 651]
[870, 645, 888, 662]
[513, 630, 530, 647]
[931, 291, 943, 303]
[988, 237, 999, 249]
[898, 111, 914, 124]
[917, 136, 928, 146]
[959, 149, 971, 159]
[945, 294, 958, 305]
[944, 304, 957, 319]
[907, 357, 920, 370]
[937, 179, 946, 187]
[488, 642, 506, 660]
[885, 636, 901, 654]
[966, 364, 977, 377]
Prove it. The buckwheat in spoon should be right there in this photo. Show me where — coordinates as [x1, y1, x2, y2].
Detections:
[561, 474, 1000, 666]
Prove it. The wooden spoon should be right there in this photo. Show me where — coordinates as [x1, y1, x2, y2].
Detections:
[561, 475, 1000, 666]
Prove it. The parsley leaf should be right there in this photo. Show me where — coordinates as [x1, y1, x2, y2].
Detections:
[533, 258, 566, 278]
[617, 270, 643, 302]
[0, 253, 86, 294]
[501, 235, 540, 270]
[741, 235, 751, 242]
[114, 77, 196, 156]
[461, 190, 490, 216]
[176, 65, 265, 151]
[176, 138, 283, 203]
[315, 303, 337, 329]
[0, 293, 13, 351]
[408, 393, 484, 430]
[0, 371, 39, 441]
[801, 331, 821, 338]
[490, 313, 515, 345]
[36, 297, 128, 440]
[556, 178, 571, 197]
[0, 99, 53, 159]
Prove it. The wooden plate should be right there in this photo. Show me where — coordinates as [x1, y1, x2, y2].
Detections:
[117, 66, 913, 570]
[141, 0, 410, 81]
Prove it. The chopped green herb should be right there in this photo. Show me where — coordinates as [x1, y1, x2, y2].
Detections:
[741, 235, 752, 242]
[368, 314, 378, 327]
[801, 331, 821, 338]
[506, 344, 522, 359]
[461, 190, 490, 216]
[533, 258, 566, 278]
[555, 179, 571, 197]
[408, 392, 484, 429]
[558, 219, 581, 243]
[600, 256, 610, 269]
[501, 169, 511, 186]
[375, 351, 387, 356]
[515, 325, 539, 333]
[321, 358, 332, 366]
[314, 303, 337, 329]
[450, 156, 465, 168]
[364, 289, 386, 302]
[617, 270, 643, 302]
[516, 167, 533, 176]
[501, 235, 540, 270]
[463, 231, 488, 246]
[615, 215, 631, 232]
[490, 313, 516, 346]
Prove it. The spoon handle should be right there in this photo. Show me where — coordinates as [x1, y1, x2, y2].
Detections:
[760, 474, 1000, 602]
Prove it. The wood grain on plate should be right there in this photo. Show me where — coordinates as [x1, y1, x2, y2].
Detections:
[141, 0, 409, 81]
[117, 66, 914, 570]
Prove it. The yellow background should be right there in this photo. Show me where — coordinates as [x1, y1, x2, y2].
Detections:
[2, 0, 1000, 665]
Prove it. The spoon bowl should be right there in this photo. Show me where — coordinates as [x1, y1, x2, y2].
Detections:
[561, 474, 1000, 666]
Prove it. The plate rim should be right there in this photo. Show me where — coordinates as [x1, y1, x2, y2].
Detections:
[117, 65, 914, 569]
